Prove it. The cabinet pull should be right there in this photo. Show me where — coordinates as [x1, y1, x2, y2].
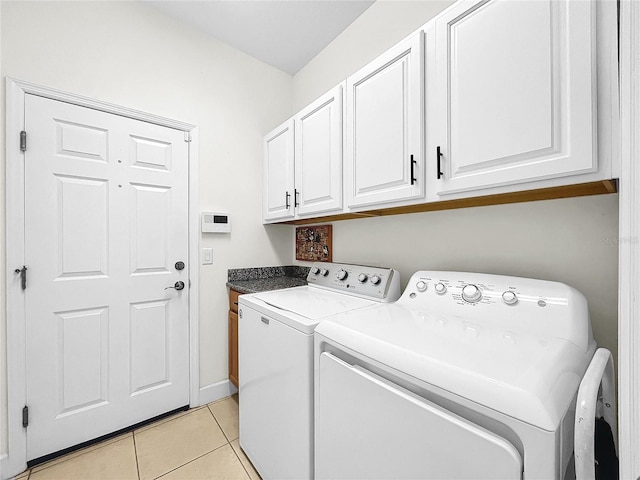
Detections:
[285, 191, 291, 209]
[294, 189, 300, 207]
[436, 146, 444, 180]
[410, 155, 417, 185]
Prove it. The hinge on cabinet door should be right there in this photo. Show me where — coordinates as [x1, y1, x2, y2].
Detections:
[22, 405, 29, 428]
[184, 131, 192, 143]
[20, 131, 27, 152]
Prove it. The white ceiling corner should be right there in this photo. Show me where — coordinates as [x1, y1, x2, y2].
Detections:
[144, 0, 375, 75]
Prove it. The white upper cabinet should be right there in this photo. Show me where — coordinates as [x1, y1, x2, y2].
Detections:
[263, 119, 295, 222]
[345, 31, 425, 209]
[427, 0, 597, 196]
[294, 84, 344, 217]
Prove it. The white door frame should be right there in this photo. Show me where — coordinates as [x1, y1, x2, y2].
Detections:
[2, 77, 200, 477]
[618, 1, 640, 478]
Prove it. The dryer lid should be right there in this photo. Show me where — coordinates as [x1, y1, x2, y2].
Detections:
[315, 303, 596, 431]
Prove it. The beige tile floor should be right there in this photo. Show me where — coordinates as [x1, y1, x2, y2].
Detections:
[15, 395, 261, 480]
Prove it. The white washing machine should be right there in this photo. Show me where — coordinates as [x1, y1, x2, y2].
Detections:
[238, 262, 401, 480]
[314, 271, 596, 480]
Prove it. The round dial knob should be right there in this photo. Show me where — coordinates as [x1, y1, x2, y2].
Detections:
[358, 273, 368, 283]
[310, 267, 320, 275]
[370, 275, 381, 285]
[434, 282, 447, 295]
[461, 284, 482, 303]
[336, 269, 348, 281]
[502, 291, 518, 305]
[416, 280, 428, 292]
[320, 268, 329, 277]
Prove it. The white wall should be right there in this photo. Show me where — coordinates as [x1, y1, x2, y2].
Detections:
[0, 0, 294, 457]
[292, 0, 619, 364]
[293, 0, 453, 111]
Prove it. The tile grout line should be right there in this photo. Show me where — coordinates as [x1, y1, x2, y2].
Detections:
[132, 430, 141, 480]
[206, 404, 235, 444]
[206, 404, 251, 479]
[206, 398, 253, 479]
[230, 442, 254, 480]
[151, 443, 229, 480]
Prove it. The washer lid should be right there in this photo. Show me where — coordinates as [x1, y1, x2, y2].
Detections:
[315, 303, 595, 431]
[241, 286, 377, 334]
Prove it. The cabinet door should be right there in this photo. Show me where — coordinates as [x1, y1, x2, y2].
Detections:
[345, 31, 424, 209]
[228, 310, 238, 388]
[429, 0, 596, 196]
[263, 119, 295, 222]
[294, 84, 344, 217]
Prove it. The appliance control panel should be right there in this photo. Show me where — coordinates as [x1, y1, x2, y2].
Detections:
[399, 270, 591, 350]
[306, 262, 401, 302]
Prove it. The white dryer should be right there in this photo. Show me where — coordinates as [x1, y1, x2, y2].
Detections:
[238, 262, 401, 480]
[314, 271, 596, 480]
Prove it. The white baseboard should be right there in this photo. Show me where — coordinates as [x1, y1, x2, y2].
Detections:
[198, 380, 238, 406]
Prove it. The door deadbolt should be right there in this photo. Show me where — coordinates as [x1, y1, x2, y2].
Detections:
[175, 261, 185, 271]
[165, 281, 185, 291]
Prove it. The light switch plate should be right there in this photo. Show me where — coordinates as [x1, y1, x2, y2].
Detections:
[202, 247, 213, 265]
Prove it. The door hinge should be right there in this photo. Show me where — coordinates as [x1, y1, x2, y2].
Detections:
[22, 405, 29, 428]
[184, 131, 192, 143]
[20, 131, 27, 152]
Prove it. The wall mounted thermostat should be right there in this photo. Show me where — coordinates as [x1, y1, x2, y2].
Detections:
[201, 212, 231, 233]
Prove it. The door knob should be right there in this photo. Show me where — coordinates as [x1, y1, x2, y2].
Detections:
[165, 281, 185, 291]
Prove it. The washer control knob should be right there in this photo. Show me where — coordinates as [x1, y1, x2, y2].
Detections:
[336, 269, 348, 281]
[358, 273, 368, 283]
[434, 282, 447, 295]
[370, 275, 381, 285]
[461, 284, 482, 303]
[416, 281, 428, 292]
[310, 267, 320, 275]
[502, 291, 518, 305]
[320, 268, 329, 277]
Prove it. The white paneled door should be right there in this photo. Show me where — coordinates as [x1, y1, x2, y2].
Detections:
[24, 94, 190, 461]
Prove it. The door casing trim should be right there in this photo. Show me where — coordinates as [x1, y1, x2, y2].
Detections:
[2, 77, 200, 478]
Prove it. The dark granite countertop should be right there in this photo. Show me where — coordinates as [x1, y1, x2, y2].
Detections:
[227, 265, 309, 294]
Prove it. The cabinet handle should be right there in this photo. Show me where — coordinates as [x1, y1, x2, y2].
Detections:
[285, 191, 291, 209]
[436, 146, 444, 180]
[294, 189, 300, 207]
[410, 155, 417, 185]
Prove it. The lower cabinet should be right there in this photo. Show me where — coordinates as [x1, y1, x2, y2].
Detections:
[228, 289, 241, 388]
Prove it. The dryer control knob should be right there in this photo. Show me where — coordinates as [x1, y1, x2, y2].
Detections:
[370, 275, 381, 285]
[416, 281, 428, 292]
[336, 269, 348, 281]
[320, 268, 329, 276]
[434, 282, 447, 295]
[310, 267, 320, 275]
[358, 273, 368, 283]
[502, 291, 518, 305]
[461, 284, 482, 303]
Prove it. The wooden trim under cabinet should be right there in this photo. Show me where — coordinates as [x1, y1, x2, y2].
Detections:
[280, 180, 618, 225]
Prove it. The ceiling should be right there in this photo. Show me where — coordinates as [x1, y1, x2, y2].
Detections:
[144, 0, 375, 75]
